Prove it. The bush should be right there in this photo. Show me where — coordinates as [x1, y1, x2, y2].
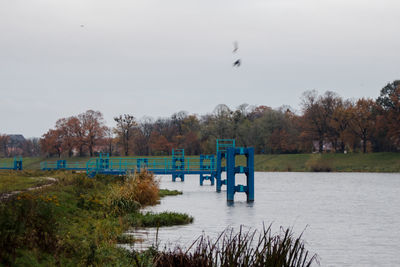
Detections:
[306, 155, 332, 172]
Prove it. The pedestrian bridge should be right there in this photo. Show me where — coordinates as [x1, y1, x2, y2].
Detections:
[39, 139, 254, 202]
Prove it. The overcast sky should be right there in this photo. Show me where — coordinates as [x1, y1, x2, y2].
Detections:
[1, 0, 399, 137]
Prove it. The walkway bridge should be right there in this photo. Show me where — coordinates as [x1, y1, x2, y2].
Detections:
[39, 139, 254, 202]
[41, 160, 86, 171]
[0, 157, 22, 170]
[85, 153, 217, 182]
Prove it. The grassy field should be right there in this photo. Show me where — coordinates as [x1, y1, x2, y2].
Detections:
[1, 152, 399, 173]
[246, 152, 400, 172]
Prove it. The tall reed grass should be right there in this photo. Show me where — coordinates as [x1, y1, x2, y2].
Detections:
[108, 171, 159, 216]
[153, 225, 319, 267]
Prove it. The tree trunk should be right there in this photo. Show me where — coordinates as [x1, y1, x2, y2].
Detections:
[362, 137, 367, 153]
[318, 134, 324, 153]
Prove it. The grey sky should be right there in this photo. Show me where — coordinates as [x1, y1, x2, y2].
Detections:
[1, 0, 399, 137]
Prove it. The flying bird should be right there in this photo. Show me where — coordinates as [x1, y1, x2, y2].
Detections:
[233, 41, 239, 53]
[233, 59, 241, 67]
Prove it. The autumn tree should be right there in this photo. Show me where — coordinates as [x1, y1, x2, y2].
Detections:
[329, 99, 352, 152]
[79, 110, 107, 157]
[114, 114, 137, 156]
[22, 138, 41, 157]
[301, 91, 341, 152]
[376, 80, 400, 150]
[55, 117, 81, 157]
[149, 131, 171, 155]
[40, 129, 63, 157]
[348, 98, 376, 153]
[301, 90, 327, 152]
[0, 134, 9, 157]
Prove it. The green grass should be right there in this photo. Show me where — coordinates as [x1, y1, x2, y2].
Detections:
[159, 189, 182, 197]
[0, 171, 53, 194]
[127, 211, 193, 227]
[236, 152, 400, 172]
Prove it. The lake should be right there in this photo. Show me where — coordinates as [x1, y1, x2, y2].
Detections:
[127, 172, 400, 267]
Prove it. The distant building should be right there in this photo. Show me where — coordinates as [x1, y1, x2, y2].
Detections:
[312, 140, 333, 152]
[7, 134, 26, 156]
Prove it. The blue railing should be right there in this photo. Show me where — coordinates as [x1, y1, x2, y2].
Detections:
[0, 157, 22, 170]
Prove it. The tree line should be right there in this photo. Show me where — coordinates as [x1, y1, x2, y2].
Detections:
[1, 80, 399, 158]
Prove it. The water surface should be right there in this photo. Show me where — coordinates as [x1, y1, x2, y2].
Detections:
[128, 172, 400, 267]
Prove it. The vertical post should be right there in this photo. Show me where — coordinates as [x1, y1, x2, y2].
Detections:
[200, 155, 204, 186]
[247, 147, 255, 202]
[216, 151, 222, 192]
[226, 148, 235, 202]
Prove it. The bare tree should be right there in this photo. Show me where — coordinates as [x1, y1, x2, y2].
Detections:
[114, 114, 137, 156]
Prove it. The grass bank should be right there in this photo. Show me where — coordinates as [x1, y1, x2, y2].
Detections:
[236, 152, 400, 172]
[0, 171, 192, 266]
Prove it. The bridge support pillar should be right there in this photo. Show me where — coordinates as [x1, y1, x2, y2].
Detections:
[137, 158, 148, 173]
[200, 174, 215, 186]
[13, 157, 23, 171]
[172, 173, 184, 182]
[56, 160, 66, 169]
[172, 149, 185, 182]
[216, 152, 227, 192]
[226, 147, 254, 202]
[199, 155, 215, 186]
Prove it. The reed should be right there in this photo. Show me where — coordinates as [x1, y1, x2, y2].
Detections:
[154, 225, 319, 267]
[108, 170, 159, 216]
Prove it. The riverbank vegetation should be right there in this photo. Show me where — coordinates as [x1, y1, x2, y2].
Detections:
[0, 171, 193, 266]
[241, 152, 400, 172]
[148, 225, 318, 267]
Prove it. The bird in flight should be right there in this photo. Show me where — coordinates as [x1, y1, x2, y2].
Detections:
[233, 41, 239, 53]
[233, 59, 241, 67]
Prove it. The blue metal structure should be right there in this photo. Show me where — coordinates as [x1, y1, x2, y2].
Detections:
[215, 139, 236, 192]
[40, 139, 255, 202]
[0, 157, 23, 170]
[172, 149, 185, 182]
[199, 155, 216, 185]
[226, 147, 254, 202]
[84, 154, 217, 179]
[40, 159, 86, 171]
[216, 139, 235, 154]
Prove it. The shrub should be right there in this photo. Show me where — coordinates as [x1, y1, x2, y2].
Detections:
[306, 155, 332, 172]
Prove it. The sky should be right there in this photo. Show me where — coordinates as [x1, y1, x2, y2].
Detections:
[1, 0, 399, 137]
